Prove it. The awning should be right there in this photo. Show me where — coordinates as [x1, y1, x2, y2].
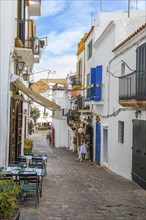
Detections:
[11, 78, 61, 111]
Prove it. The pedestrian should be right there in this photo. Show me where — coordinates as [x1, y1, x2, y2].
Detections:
[77, 139, 87, 162]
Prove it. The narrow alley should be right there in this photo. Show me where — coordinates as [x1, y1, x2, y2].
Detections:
[20, 131, 146, 220]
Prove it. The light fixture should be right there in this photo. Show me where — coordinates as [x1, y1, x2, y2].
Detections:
[16, 60, 25, 75]
[48, 70, 56, 74]
[23, 72, 30, 81]
[14, 91, 24, 101]
[135, 109, 141, 118]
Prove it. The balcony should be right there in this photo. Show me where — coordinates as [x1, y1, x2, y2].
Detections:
[119, 71, 146, 107]
[14, 19, 47, 66]
[70, 75, 82, 87]
[34, 36, 48, 63]
[84, 84, 103, 104]
[28, 0, 41, 16]
[14, 19, 36, 67]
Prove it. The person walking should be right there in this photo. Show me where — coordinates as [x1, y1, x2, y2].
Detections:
[78, 140, 87, 162]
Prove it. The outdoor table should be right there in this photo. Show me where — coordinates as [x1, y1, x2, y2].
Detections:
[0, 166, 45, 197]
[0, 166, 45, 177]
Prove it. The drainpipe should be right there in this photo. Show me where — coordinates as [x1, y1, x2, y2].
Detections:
[83, 48, 86, 100]
[5, 52, 13, 165]
[107, 64, 111, 117]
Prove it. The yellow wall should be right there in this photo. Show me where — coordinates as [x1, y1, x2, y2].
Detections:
[76, 33, 88, 56]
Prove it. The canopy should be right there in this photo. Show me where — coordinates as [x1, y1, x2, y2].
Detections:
[11, 78, 61, 111]
[37, 118, 52, 123]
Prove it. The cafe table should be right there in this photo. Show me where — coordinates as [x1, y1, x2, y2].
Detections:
[0, 166, 45, 197]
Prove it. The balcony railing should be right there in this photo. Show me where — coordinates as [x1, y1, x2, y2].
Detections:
[85, 85, 102, 101]
[34, 36, 48, 57]
[119, 72, 136, 99]
[16, 19, 47, 56]
[16, 19, 36, 51]
[71, 76, 82, 86]
[119, 71, 146, 100]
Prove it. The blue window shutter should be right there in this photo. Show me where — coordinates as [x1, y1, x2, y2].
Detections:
[90, 68, 96, 84]
[96, 65, 102, 83]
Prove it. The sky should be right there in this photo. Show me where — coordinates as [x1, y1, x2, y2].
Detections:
[32, 0, 146, 81]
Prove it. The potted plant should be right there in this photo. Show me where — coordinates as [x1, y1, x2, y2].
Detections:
[24, 138, 33, 155]
[0, 178, 21, 219]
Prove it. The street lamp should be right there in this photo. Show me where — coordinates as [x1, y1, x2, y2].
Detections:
[30, 70, 56, 75]
[22, 69, 56, 82]
[16, 60, 25, 75]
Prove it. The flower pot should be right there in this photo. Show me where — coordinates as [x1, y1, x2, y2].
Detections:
[0, 208, 21, 220]
[13, 208, 21, 220]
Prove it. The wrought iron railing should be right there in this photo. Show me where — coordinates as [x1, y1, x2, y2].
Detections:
[71, 76, 82, 86]
[34, 36, 48, 56]
[16, 19, 47, 56]
[85, 86, 102, 101]
[16, 19, 35, 51]
[119, 71, 146, 100]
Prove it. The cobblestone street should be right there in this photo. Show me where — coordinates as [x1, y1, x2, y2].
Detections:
[20, 131, 146, 220]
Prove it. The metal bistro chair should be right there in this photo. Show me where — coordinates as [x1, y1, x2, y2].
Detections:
[9, 162, 24, 168]
[28, 164, 44, 198]
[32, 156, 43, 164]
[0, 171, 13, 180]
[19, 171, 39, 208]
[32, 156, 47, 175]
[16, 157, 27, 164]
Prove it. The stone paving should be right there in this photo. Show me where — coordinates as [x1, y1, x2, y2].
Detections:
[20, 130, 146, 220]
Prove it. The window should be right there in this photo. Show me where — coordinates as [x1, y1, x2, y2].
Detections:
[17, 0, 25, 42]
[87, 40, 92, 60]
[136, 43, 146, 72]
[121, 63, 125, 76]
[78, 60, 82, 84]
[118, 121, 124, 143]
[78, 60, 82, 76]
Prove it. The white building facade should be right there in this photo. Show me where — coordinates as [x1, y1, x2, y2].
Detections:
[74, 10, 146, 183]
[0, 0, 52, 165]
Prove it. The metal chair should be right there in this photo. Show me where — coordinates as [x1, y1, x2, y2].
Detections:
[9, 162, 24, 168]
[32, 157, 43, 164]
[28, 164, 44, 197]
[19, 171, 39, 208]
[0, 171, 13, 180]
[16, 157, 27, 163]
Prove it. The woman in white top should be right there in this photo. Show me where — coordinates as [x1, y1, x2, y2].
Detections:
[78, 142, 87, 161]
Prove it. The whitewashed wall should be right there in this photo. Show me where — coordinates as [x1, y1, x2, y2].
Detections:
[0, 1, 16, 165]
[53, 119, 68, 148]
[107, 30, 146, 179]
[88, 11, 146, 179]
[52, 90, 67, 108]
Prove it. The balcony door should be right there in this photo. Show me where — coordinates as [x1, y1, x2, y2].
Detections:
[17, 0, 26, 44]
